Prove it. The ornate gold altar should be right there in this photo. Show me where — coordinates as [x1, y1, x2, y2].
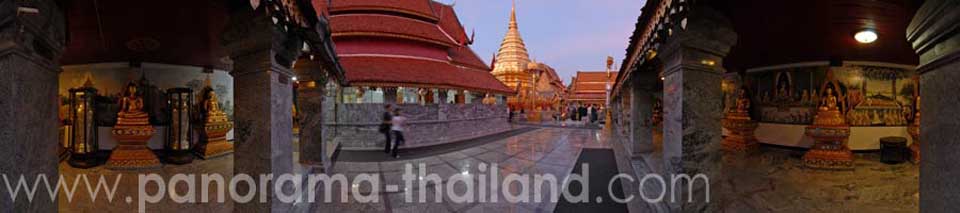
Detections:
[106, 83, 161, 170]
[909, 96, 920, 164]
[722, 89, 759, 153]
[196, 87, 234, 159]
[803, 85, 854, 170]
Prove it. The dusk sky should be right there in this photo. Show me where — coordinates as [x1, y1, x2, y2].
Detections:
[440, 0, 646, 85]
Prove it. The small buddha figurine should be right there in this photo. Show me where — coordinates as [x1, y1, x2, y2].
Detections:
[735, 89, 750, 113]
[819, 88, 838, 112]
[117, 83, 149, 125]
[203, 89, 228, 123]
[801, 90, 810, 105]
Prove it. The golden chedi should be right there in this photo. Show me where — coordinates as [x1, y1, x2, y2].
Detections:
[106, 83, 161, 170]
[803, 87, 854, 170]
[196, 87, 234, 159]
[722, 89, 759, 153]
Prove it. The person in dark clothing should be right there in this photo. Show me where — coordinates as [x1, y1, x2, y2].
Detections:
[590, 105, 599, 123]
[380, 105, 393, 153]
[578, 105, 587, 121]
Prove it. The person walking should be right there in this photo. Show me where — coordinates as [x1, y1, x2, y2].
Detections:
[380, 105, 393, 153]
[590, 105, 599, 123]
[390, 108, 408, 158]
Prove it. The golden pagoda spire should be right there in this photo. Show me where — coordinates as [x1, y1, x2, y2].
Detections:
[492, 0, 531, 75]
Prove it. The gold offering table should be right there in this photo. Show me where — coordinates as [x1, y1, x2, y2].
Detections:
[106, 83, 161, 170]
[722, 90, 759, 153]
[802, 88, 853, 170]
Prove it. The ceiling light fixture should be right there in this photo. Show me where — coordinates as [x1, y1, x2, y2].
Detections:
[854, 29, 878, 44]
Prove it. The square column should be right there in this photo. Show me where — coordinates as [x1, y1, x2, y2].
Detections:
[907, 0, 960, 210]
[223, 11, 300, 212]
[657, 7, 736, 212]
[0, 1, 65, 212]
[630, 71, 658, 156]
[297, 79, 326, 166]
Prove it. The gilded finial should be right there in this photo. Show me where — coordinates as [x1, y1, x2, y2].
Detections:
[82, 73, 95, 88]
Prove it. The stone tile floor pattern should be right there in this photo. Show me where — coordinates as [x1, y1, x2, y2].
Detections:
[320, 127, 616, 213]
[56, 127, 920, 213]
[628, 133, 920, 213]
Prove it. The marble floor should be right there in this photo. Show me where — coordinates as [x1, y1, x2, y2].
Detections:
[320, 127, 620, 213]
[627, 134, 920, 213]
[55, 127, 920, 213]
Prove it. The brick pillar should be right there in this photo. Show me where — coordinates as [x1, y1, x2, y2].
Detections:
[0, 1, 65, 212]
[907, 0, 960, 210]
[223, 8, 300, 212]
[658, 6, 736, 212]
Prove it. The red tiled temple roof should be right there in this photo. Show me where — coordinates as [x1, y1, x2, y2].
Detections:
[431, 2, 468, 44]
[568, 71, 616, 101]
[341, 56, 513, 93]
[330, 15, 456, 46]
[326, 0, 509, 94]
[329, 0, 437, 20]
[448, 47, 489, 70]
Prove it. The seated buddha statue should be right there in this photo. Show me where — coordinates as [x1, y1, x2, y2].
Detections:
[734, 89, 750, 113]
[813, 88, 846, 126]
[116, 83, 149, 126]
[203, 89, 229, 123]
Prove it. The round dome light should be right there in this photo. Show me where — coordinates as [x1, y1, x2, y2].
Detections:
[854, 30, 878, 44]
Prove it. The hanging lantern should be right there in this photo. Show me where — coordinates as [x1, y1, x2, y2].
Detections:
[67, 86, 99, 168]
[164, 88, 194, 165]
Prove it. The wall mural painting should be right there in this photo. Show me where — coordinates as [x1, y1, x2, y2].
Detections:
[58, 63, 234, 127]
[746, 64, 916, 126]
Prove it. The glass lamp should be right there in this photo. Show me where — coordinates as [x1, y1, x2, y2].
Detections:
[67, 87, 99, 168]
[164, 88, 194, 164]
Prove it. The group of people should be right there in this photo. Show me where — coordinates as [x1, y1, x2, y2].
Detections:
[379, 105, 408, 158]
[568, 104, 601, 123]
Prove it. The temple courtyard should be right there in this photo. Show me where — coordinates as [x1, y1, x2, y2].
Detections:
[58, 126, 918, 212]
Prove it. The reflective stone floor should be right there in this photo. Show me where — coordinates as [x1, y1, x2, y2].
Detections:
[319, 127, 618, 213]
[56, 127, 919, 212]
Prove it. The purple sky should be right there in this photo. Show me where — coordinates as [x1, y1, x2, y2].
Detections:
[442, 0, 645, 85]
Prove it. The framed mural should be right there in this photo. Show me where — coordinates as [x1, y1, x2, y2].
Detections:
[746, 64, 916, 126]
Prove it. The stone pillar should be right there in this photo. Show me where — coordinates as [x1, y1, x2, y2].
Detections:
[658, 7, 737, 212]
[295, 72, 327, 167]
[0, 1, 65, 212]
[223, 9, 300, 212]
[438, 89, 449, 104]
[907, 0, 960, 210]
[631, 70, 658, 156]
[383, 87, 398, 104]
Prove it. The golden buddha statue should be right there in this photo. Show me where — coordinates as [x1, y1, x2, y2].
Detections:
[203, 89, 228, 123]
[197, 87, 234, 159]
[106, 82, 160, 170]
[812, 88, 846, 126]
[735, 89, 750, 113]
[117, 83, 149, 125]
[722, 88, 760, 153]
